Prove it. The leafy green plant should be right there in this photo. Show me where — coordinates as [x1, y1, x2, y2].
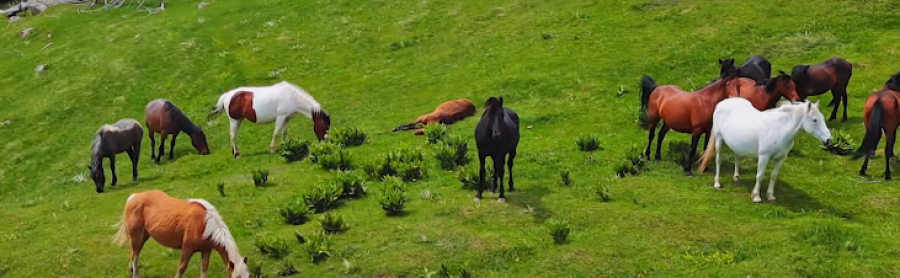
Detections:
[249, 260, 266, 278]
[309, 141, 340, 163]
[277, 200, 309, 225]
[279, 137, 311, 162]
[276, 261, 299, 277]
[294, 231, 306, 244]
[319, 213, 349, 234]
[216, 181, 225, 197]
[821, 128, 855, 155]
[304, 231, 332, 263]
[548, 219, 571, 245]
[443, 134, 470, 166]
[457, 165, 491, 190]
[595, 184, 612, 202]
[364, 148, 427, 181]
[615, 146, 648, 178]
[329, 127, 367, 147]
[424, 123, 447, 144]
[334, 172, 366, 199]
[318, 149, 353, 171]
[254, 235, 290, 259]
[379, 177, 407, 216]
[434, 144, 459, 170]
[666, 141, 692, 168]
[559, 169, 572, 186]
[303, 183, 342, 213]
[575, 134, 601, 152]
[252, 169, 269, 187]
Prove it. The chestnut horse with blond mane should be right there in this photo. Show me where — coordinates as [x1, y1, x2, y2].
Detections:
[208, 81, 331, 158]
[113, 190, 250, 278]
[733, 71, 802, 111]
[392, 98, 476, 135]
[640, 58, 741, 176]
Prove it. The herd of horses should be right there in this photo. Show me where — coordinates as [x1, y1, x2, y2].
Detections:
[92, 55, 900, 277]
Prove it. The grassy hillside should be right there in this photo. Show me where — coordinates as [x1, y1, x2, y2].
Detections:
[2, 0, 900, 277]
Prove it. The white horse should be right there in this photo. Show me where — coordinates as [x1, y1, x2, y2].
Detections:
[698, 98, 832, 203]
[208, 81, 331, 158]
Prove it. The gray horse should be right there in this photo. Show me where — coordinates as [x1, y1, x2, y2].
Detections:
[88, 118, 143, 193]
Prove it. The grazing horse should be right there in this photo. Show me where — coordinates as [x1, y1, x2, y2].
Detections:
[850, 71, 900, 180]
[113, 190, 250, 278]
[698, 99, 831, 203]
[391, 98, 476, 135]
[474, 96, 519, 202]
[733, 71, 802, 111]
[640, 58, 741, 176]
[144, 99, 210, 165]
[208, 81, 331, 158]
[88, 118, 143, 193]
[791, 57, 853, 122]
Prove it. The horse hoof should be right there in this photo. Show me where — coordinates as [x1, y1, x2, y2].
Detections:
[858, 171, 867, 177]
[473, 197, 481, 202]
[508, 187, 515, 192]
[497, 198, 506, 203]
[752, 196, 762, 203]
[767, 197, 776, 203]
[713, 182, 721, 189]
[683, 172, 694, 177]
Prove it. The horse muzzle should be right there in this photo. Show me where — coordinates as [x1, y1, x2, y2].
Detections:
[823, 139, 831, 145]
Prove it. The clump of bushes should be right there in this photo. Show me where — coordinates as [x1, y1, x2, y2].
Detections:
[254, 235, 290, 259]
[435, 135, 469, 170]
[559, 169, 572, 187]
[666, 141, 692, 168]
[379, 177, 407, 216]
[595, 184, 612, 202]
[318, 149, 353, 171]
[279, 137, 311, 162]
[424, 264, 473, 278]
[309, 142, 341, 163]
[334, 172, 366, 199]
[548, 219, 571, 245]
[329, 127, 367, 147]
[575, 134, 601, 152]
[319, 213, 349, 234]
[276, 261, 299, 277]
[614, 146, 648, 178]
[278, 200, 309, 225]
[821, 128, 855, 156]
[457, 165, 492, 190]
[252, 169, 269, 187]
[424, 123, 447, 144]
[249, 261, 266, 278]
[303, 183, 342, 213]
[304, 231, 332, 263]
[364, 148, 427, 182]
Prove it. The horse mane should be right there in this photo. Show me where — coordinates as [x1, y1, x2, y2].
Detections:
[186, 199, 243, 264]
[90, 129, 104, 164]
[162, 101, 202, 134]
[277, 81, 326, 118]
[773, 100, 810, 116]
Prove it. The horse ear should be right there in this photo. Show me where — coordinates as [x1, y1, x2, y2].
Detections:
[243, 257, 248, 263]
[229, 261, 235, 269]
[718, 58, 723, 64]
[86, 165, 91, 171]
[499, 97, 503, 106]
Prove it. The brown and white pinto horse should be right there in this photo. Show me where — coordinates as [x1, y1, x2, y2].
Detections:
[791, 57, 853, 122]
[113, 190, 250, 278]
[145, 99, 210, 164]
[640, 58, 741, 176]
[208, 81, 331, 158]
[391, 98, 476, 135]
[851, 70, 900, 180]
[733, 71, 802, 111]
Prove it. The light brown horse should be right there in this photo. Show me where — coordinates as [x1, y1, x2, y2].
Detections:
[640, 58, 740, 176]
[113, 190, 250, 278]
[791, 57, 853, 122]
[391, 98, 476, 135]
[851, 70, 900, 181]
[733, 71, 801, 111]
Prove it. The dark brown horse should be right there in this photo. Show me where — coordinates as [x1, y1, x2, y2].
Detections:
[733, 71, 801, 111]
[640, 58, 740, 176]
[474, 96, 519, 202]
[145, 99, 210, 164]
[851, 70, 900, 180]
[88, 118, 143, 193]
[706, 55, 772, 85]
[392, 98, 476, 135]
[791, 57, 853, 122]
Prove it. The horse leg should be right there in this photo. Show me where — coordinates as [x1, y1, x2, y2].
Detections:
[173, 249, 193, 278]
[269, 116, 287, 153]
[168, 132, 178, 160]
[199, 251, 211, 278]
[644, 120, 659, 159]
[713, 135, 723, 189]
[684, 130, 703, 177]
[229, 118, 242, 158]
[128, 149, 139, 182]
[766, 156, 787, 202]
[490, 156, 499, 193]
[884, 127, 896, 181]
[507, 150, 516, 192]
[860, 155, 870, 177]
[654, 124, 669, 161]
[733, 154, 741, 185]
[835, 82, 850, 122]
[751, 155, 771, 203]
[148, 131, 156, 160]
[109, 156, 118, 186]
[129, 230, 149, 278]
[475, 155, 486, 201]
[156, 133, 167, 165]
[494, 154, 507, 203]
[828, 91, 840, 121]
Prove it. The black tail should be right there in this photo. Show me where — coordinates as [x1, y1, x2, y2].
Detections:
[851, 99, 884, 160]
[640, 75, 657, 110]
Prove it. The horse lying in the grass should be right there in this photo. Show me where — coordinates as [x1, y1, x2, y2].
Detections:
[145, 99, 210, 165]
[698, 98, 831, 203]
[792, 57, 853, 122]
[88, 118, 143, 193]
[113, 190, 250, 278]
[208, 81, 331, 158]
[732, 71, 802, 111]
[391, 98, 476, 135]
[474, 96, 519, 202]
[851, 70, 900, 181]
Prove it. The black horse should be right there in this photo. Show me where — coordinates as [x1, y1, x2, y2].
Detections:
[706, 55, 772, 85]
[474, 96, 520, 202]
[88, 118, 143, 193]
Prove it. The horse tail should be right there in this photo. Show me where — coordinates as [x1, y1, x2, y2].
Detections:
[208, 94, 226, 121]
[851, 98, 885, 160]
[111, 194, 136, 246]
[640, 75, 657, 110]
[697, 132, 717, 172]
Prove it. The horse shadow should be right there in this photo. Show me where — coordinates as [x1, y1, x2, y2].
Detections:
[506, 185, 554, 224]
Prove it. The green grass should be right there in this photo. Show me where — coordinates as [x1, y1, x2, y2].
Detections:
[2, 0, 900, 277]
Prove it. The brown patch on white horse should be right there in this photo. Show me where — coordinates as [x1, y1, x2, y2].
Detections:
[228, 91, 257, 123]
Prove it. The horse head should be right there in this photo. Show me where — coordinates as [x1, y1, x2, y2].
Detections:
[483, 96, 506, 140]
[189, 125, 211, 155]
[87, 164, 105, 193]
[798, 100, 832, 145]
[312, 110, 331, 141]
[228, 256, 250, 278]
[718, 58, 738, 79]
[766, 71, 800, 102]
[885, 70, 900, 92]
[790, 65, 812, 99]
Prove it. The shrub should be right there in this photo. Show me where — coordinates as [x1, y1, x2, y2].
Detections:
[279, 138, 311, 162]
[216, 181, 226, 197]
[365, 148, 427, 182]
[254, 235, 290, 259]
[559, 169, 572, 187]
[666, 141, 692, 168]
[309, 142, 340, 163]
[424, 264, 472, 278]
[252, 169, 269, 187]
[276, 261, 299, 277]
[396, 161, 426, 182]
[329, 127, 367, 147]
[303, 183, 341, 213]
[575, 134, 601, 152]
[595, 184, 612, 202]
[821, 128, 855, 156]
[443, 134, 470, 166]
[614, 146, 648, 178]
[304, 231, 332, 263]
[548, 219, 571, 245]
[424, 123, 447, 144]
[334, 172, 366, 199]
[434, 145, 458, 170]
[294, 231, 306, 244]
[277, 200, 309, 225]
[249, 261, 266, 278]
[457, 165, 491, 190]
[319, 213, 349, 234]
[318, 149, 353, 171]
[379, 177, 407, 216]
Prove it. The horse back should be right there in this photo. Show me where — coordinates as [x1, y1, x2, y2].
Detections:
[144, 99, 173, 134]
[101, 119, 143, 153]
[127, 190, 209, 248]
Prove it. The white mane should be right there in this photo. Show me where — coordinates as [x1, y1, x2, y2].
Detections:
[772, 100, 811, 117]
[187, 199, 243, 264]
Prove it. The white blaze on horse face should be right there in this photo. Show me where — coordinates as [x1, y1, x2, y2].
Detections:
[801, 101, 832, 143]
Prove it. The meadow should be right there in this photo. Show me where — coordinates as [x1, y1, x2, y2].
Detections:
[2, 0, 900, 277]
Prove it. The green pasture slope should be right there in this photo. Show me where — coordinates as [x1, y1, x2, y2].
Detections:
[3, 0, 900, 277]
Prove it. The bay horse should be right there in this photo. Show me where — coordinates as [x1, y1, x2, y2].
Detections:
[640, 58, 741, 176]
[391, 98, 476, 135]
[474, 96, 519, 203]
[705, 55, 772, 85]
[113, 190, 250, 278]
[698, 99, 831, 203]
[733, 71, 801, 111]
[88, 118, 143, 193]
[208, 81, 331, 158]
[791, 57, 853, 122]
[144, 99, 210, 165]
[850, 70, 900, 180]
